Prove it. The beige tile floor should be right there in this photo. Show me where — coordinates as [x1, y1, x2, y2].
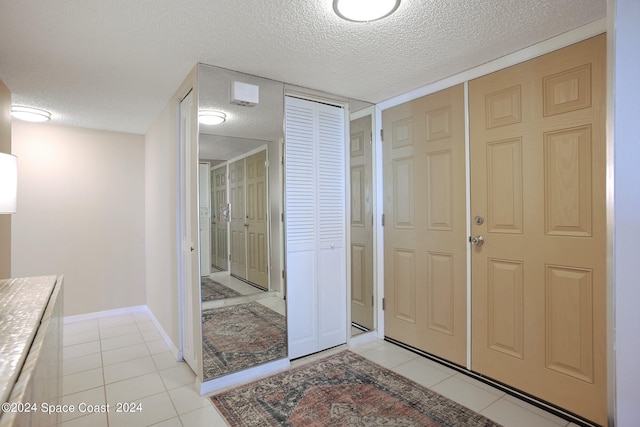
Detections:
[62, 311, 584, 427]
[201, 272, 286, 316]
[62, 312, 228, 427]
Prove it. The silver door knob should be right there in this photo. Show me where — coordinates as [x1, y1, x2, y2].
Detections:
[470, 235, 484, 246]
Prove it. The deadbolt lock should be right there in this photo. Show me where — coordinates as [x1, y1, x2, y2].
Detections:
[474, 215, 484, 225]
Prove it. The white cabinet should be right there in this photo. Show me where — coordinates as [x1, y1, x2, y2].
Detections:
[0, 275, 63, 427]
[285, 96, 346, 359]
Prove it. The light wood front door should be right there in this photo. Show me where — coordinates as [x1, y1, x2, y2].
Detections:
[199, 163, 211, 277]
[383, 84, 467, 365]
[246, 150, 268, 289]
[212, 164, 228, 270]
[469, 35, 606, 425]
[229, 158, 246, 279]
[350, 114, 374, 331]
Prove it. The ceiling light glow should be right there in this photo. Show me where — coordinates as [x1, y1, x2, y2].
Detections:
[11, 105, 52, 122]
[333, 0, 400, 22]
[199, 111, 226, 125]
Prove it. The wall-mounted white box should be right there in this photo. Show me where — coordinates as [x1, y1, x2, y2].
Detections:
[231, 81, 259, 107]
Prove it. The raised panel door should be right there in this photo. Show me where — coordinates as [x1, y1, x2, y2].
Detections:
[469, 34, 606, 425]
[212, 165, 228, 270]
[246, 150, 268, 289]
[350, 114, 374, 331]
[229, 158, 246, 279]
[382, 84, 467, 365]
[198, 163, 211, 277]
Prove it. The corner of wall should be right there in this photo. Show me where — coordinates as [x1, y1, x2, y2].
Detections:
[144, 65, 198, 351]
[0, 81, 12, 279]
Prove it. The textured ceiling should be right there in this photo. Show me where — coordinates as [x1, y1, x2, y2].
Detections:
[0, 0, 606, 135]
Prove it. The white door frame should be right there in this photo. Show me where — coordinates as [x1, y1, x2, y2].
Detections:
[177, 89, 198, 372]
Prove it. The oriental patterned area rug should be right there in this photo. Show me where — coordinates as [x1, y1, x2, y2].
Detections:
[201, 277, 242, 301]
[211, 351, 502, 427]
[202, 301, 287, 379]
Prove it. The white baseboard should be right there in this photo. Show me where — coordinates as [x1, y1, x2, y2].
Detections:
[63, 305, 147, 324]
[199, 358, 291, 396]
[63, 304, 180, 361]
[143, 306, 180, 361]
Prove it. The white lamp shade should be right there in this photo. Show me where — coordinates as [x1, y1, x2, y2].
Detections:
[0, 153, 17, 214]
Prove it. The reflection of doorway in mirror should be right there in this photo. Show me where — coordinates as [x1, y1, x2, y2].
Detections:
[246, 150, 269, 289]
[199, 163, 212, 277]
[350, 114, 374, 335]
[229, 158, 246, 279]
[211, 164, 228, 271]
[229, 148, 269, 291]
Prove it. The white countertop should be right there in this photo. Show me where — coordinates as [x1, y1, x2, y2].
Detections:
[0, 276, 57, 404]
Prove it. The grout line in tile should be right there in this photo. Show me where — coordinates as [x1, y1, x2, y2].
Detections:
[98, 332, 108, 420]
[64, 313, 575, 427]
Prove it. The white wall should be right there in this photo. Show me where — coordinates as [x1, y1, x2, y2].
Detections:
[0, 81, 11, 279]
[11, 122, 146, 316]
[144, 66, 197, 349]
[613, 0, 640, 424]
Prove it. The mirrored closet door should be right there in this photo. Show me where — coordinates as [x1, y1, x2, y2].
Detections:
[194, 63, 378, 383]
[349, 110, 375, 336]
[197, 64, 286, 381]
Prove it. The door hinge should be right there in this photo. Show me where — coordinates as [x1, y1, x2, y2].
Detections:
[228, 254, 231, 261]
[380, 129, 384, 142]
[282, 269, 286, 280]
[372, 294, 374, 307]
[382, 298, 385, 310]
[381, 213, 385, 227]
[281, 213, 284, 222]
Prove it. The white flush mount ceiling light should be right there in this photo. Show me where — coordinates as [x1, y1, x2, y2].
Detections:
[11, 105, 51, 122]
[199, 111, 226, 125]
[333, 0, 400, 22]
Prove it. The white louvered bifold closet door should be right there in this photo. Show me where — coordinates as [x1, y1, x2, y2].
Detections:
[285, 96, 346, 359]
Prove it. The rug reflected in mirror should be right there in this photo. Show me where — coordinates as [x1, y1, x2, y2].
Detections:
[201, 277, 242, 301]
[211, 351, 502, 427]
[202, 301, 287, 380]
